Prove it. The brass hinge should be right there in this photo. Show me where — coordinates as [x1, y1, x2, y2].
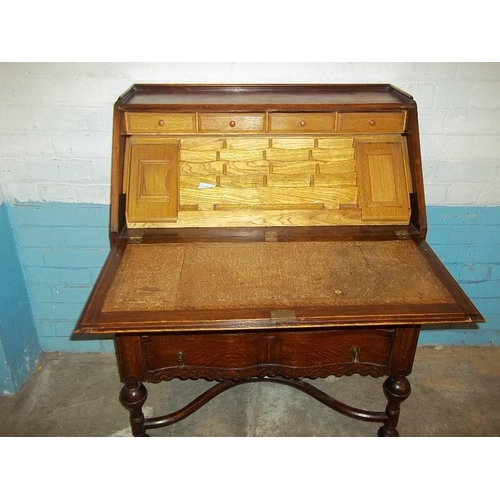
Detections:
[265, 230, 278, 242]
[129, 236, 143, 243]
[394, 230, 411, 240]
[270, 310, 297, 323]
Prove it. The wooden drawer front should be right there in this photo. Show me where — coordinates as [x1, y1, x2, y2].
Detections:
[269, 113, 336, 133]
[143, 329, 394, 381]
[337, 112, 406, 133]
[144, 334, 262, 374]
[125, 113, 196, 133]
[199, 113, 266, 133]
[276, 329, 393, 371]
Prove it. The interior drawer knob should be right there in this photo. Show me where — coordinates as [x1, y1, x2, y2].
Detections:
[350, 346, 360, 363]
[300, 120, 307, 127]
[369, 119, 376, 126]
[229, 120, 236, 128]
[158, 119, 165, 126]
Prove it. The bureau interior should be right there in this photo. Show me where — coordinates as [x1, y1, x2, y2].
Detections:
[74, 84, 483, 438]
[119, 111, 414, 230]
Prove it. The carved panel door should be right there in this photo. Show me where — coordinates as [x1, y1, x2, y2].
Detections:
[126, 138, 180, 224]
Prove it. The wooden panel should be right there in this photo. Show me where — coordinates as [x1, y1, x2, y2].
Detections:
[176, 135, 360, 220]
[180, 186, 357, 210]
[122, 134, 415, 227]
[144, 334, 262, 372]
[271, 137, 315, 149]
[180, 150, 218, 162]
[318, 160, 356, 174]
[317, 138, 354, 149]
[218, 175, 264, 188]
[276, 330, 393, 368]
[128, 208, 364, 227]
[389, 327, 420, 373]
[224, 161, 271, 175]
[355, 139, 410, 221]
[313, 173, 357, 186]
[180, 137, 225, 151]
[120, 135, 409, 227]
[126, 139, 179, 223]
[266, 174, 311, 187]
[142, 329, 393, 380]
[311, 149, 354, 161]
[266, 148, 310, 161]
[198, 208, 361, 226]
[180, 161, 226, 175]
[338, 112, 406, 133]
[125, 112, 196, 133]
[180, 175, 218, 189]
[269, 113, 336, 132]
[115, 336, 146, 380]
[199, 113, 265, 133]
[180, 175, 266, 189]
[213, 204, 326, 211]
[219, 149, 264, 161]
[270, 161, 317, 174]
[226, 138, 270, 150]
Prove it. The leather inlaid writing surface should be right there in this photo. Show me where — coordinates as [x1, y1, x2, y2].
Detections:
[102, 240, 453, 313]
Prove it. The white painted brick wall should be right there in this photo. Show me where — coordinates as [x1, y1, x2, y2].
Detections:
[0, 62, 499, 205]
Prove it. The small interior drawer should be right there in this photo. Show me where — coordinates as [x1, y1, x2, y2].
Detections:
[125, 113, 196, 133]
[198, 113, 266, 133]
[269, 113, 336, 133]
[337, 112, 406, 133]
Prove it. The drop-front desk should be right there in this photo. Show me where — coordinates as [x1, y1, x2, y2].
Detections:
[75, 84, 483, 436]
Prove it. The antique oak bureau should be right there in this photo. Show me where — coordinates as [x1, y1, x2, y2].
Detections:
[75, 84, 483, 437]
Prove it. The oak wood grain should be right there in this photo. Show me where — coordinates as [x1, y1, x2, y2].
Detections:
[337, 111, 406, 133]
[75, 83, 484, 438]
[125, 112, 196, 133]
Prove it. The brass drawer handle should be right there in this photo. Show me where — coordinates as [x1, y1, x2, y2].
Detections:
[369, 119, 376, 126]
[176, 351, 184, 368]
[300, 120, 307, 127]
[229, 120, 236, 128]
[350, 346, 360, 363]
[158, 119, 165, 126]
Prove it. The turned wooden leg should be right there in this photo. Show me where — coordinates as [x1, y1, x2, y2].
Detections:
[378, 374, 411, 437]
[119, 380, 149, 437]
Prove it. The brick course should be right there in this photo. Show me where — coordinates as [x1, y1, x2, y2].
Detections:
[0, 63, 499, 351]
[9, 203, 112, 352]
[0, 62, 498, 206]
[6, 203, 500, 351]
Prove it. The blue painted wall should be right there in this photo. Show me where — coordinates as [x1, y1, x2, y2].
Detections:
[0, 342, 14, 394]
[0, 202, 41, 394]
[8, 203, 113, 354]
[422, 207, 500, 345]
[5, 203, 500, 355]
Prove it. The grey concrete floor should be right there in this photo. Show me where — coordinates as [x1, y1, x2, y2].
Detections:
[1, 345, 499, 437]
